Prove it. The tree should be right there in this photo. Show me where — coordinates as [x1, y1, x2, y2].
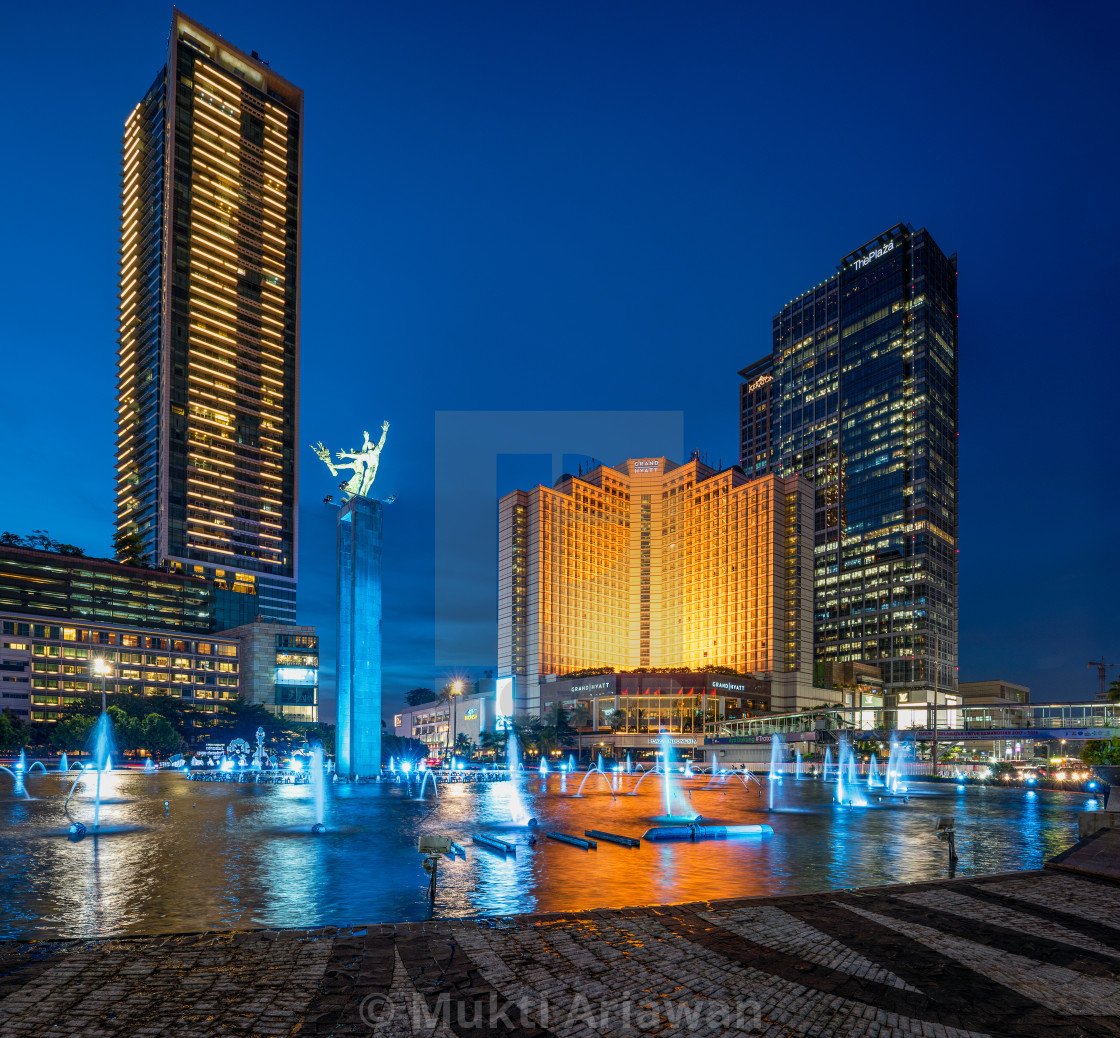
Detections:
[406, 687, 436, 706]
[547, 706, 578, 746]
[113, 530, 148, 567]
[455, 732, 473, 757]
[479, 729, 506, 758]
[511, 716, 543, 756]
[107, 705, 141, 752]
[212, 699, 284, 743]
[1081, 738, 1120, 766]
[304, 723, 336, 755]
[52, 715, 96, 752]
[381, 734, 429, 764]
[0, 712, 23, 752]
[0, 530, 84, 556]
[142, 714, 180, 757]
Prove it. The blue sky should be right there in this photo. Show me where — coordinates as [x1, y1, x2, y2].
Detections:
[1, 0, 1118, 710]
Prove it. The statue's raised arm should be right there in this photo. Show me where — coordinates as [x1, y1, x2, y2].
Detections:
[310, 442, 339, 477]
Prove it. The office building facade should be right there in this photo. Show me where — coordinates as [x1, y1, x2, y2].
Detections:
[1, 615, 239, 725]
[220, 621, 318, 722]
[498, 457, 822, 714]
[0, 544, 260, 635]
[739, 224, 958, 700]
[116, 11, 301, 623]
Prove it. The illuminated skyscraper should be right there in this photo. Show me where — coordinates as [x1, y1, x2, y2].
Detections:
[739, 224, 958, 705]
[498, 457, 823, 714]
[116, 11, 301, 623]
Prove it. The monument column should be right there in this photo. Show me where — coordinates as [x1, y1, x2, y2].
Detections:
[336, 495, 383, 778]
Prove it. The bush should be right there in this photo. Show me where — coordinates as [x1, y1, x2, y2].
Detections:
[1081, 738, 1120, 766]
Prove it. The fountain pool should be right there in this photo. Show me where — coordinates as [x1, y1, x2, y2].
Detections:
[0, 767, 1087, 939]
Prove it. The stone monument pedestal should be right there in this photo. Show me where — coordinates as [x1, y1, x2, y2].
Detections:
[336, 496, 383, 779]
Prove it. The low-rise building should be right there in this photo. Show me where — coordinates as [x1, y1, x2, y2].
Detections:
[219, 622, 319, 722]
[958, 679, 1030, 704]
[539, 670, 771, 759]
[393, 681, 498, 755]
[1, 613, 239, 724]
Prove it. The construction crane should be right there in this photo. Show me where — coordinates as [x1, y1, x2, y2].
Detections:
[1087, 658, 1120, 698]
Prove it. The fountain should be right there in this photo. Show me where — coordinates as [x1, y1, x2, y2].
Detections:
[58, 753, 68, 774]
[568, 753, 576, 771]
[573, 758, 617, 799]
[625, 752, 632, 774]
[506, 726, 531, 823]
[559, 763, 567, 793]
[64, 711, 115, 833]
[144, 758, 156, 772]
[768, 734, 785, 810]
[626, 732, 697, 822]
[822, 746, 833, 782]
[310, 743, 327, 831]
[0, 749, 30, 799]
[417, 769, 439, 804]
[795, 749, 802, 778]
[868, 753, 882, 788]
[884, 732, 909, 794]
[835, 740, 867, 807]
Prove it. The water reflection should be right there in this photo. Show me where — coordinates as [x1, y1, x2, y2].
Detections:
[0, 770, 1082, 938]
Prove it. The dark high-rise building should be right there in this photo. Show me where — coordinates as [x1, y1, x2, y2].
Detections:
[116, 11, 302, 623]
[739, 224, 958, 703]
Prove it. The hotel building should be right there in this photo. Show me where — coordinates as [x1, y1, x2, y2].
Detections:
[1, 617, 239, 726]
[740, 224, 959, 707]
[497, 456, 827, 719]
[116, 11, 302, 623]
[0, 544, 318, 727]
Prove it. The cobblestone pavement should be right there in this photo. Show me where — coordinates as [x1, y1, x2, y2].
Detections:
[3, 867, 1120, 1037]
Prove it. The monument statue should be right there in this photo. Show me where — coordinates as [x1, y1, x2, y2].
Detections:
[312, 423, 390, 780]
[311, 421, 389, 499]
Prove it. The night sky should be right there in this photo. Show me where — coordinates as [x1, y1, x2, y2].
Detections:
[2, 1, 1117, 711]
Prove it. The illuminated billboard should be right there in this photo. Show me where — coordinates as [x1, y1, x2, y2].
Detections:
[276, 666, 317, 686]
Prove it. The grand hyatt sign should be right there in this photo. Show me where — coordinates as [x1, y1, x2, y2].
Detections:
[569, 679, 614, 694]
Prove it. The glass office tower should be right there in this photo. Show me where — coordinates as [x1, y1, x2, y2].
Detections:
[739, 224, 958, 700]
[116, 12, 301, 623]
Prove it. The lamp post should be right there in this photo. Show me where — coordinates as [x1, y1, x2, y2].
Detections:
[448, 680, 464, 761]
[91, 657, 112, 713]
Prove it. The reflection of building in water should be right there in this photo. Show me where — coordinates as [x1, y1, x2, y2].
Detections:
[221, 622, 318, 722]
[498, 456, 832, 715]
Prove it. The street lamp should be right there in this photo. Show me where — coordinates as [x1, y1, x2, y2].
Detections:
[91, 657, 112, 712]
[448, 680, 464, 759]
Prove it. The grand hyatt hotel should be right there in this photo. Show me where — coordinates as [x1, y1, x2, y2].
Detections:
[497, 456, 836, 747]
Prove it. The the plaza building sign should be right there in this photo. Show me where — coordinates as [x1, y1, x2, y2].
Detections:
[849, 239, 896, 270]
